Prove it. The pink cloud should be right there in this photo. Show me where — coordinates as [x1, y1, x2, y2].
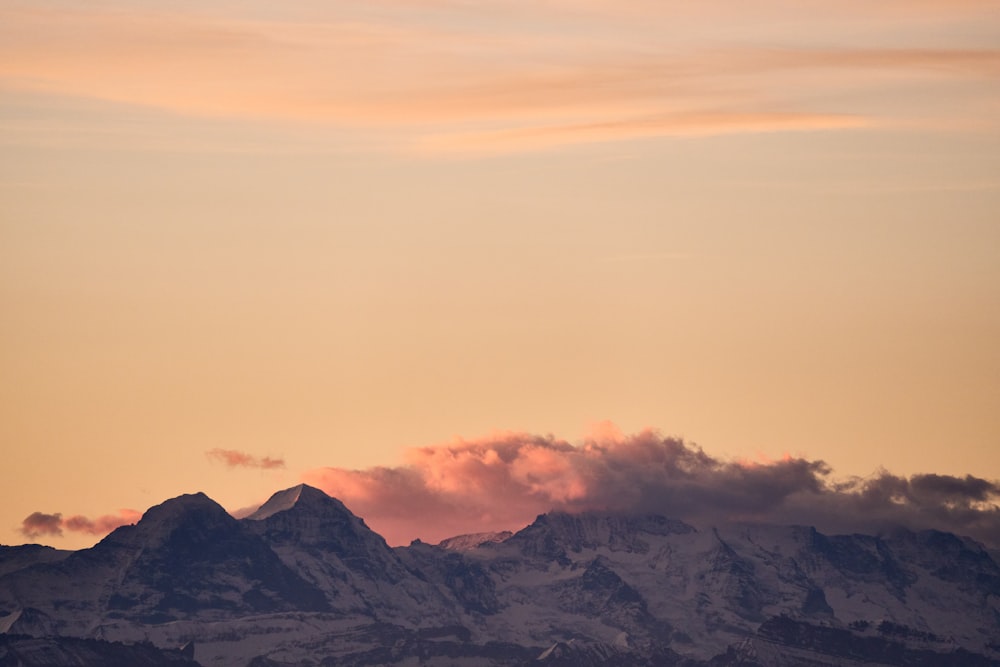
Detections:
[207, 448, 285, 470]
[20, 509, 141, 539]
[2, 5, 994, 154]
[303, 428, 733, 545]
[62, 509, 143, 535]
[303, 427, 1000, 548]
[304, 431, 584, 545]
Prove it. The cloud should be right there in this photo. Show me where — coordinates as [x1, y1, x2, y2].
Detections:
[20, 509, 140, 539]
[207, 448, 285, 470]
[1, 4, 996, 153]
[20, 512, 63, 539]
[302, 428, 1000, 547]
[62, 509, 143, 536]
[414, 111, 868, 154]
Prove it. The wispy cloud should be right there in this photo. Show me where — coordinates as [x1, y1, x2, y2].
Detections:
[207, 448, 286, 470]
[1, 3, 995, 153]
[19, 509, 141, 539]
[416, 112, 869, 154]
[303, 428, 1000, 547]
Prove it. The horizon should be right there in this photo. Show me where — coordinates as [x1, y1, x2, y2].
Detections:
[3, 1, 999, 552]
[12, 428, 1000, 551]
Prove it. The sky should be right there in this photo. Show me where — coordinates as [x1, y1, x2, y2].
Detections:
[2, 0, 999, 550]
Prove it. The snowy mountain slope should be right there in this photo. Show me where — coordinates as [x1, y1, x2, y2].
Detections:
[0, 545, 70, 577]
[711, 615, 1000, 667]
[2, 485, 999, 666]
[454, 512, 1000, 660]
[0, 492, 328, 638]
[437, 531, 514, 552]
[242, 484, 465, 626]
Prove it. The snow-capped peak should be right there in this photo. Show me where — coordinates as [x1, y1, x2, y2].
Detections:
[245, 484, 337, 521]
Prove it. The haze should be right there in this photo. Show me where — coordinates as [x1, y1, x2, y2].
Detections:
[2, 0, 998, 550]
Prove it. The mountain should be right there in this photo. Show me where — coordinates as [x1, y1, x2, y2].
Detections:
[0, 545, 70, 578]
[437, 531, 514, 552]
[241, 483, 464, 624]
[0, 633, 200, 667]
[0, 492, 328, 637]
[2, 485, 999, 666]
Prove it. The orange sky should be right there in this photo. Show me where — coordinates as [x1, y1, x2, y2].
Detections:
[2, 0, 999, 549]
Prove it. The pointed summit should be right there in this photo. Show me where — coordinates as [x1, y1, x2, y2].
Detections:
[241, 484, 416, 583]
[245, 484, 341, 521]
[242, 484, 384, 553]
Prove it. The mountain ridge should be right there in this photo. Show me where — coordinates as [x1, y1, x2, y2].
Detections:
[1, 484, 998, 666]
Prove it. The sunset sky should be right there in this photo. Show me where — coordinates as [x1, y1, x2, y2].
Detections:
[2, 0, 999, 550]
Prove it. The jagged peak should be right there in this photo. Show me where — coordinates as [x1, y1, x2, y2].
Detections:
[505, 510, 697, 557]
[244, 483, 350, 521]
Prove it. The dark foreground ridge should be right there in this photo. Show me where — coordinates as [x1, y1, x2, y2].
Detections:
[1, 485, 999, 666]
[0, 633, 199, 667]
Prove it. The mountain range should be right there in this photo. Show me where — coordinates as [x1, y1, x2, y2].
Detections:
[1, 484, 998, 666]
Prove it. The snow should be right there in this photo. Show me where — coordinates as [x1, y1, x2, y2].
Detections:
[437, 531, 514, 552]
[3, 486, 998, 665]
[0, 610, 21, 634]
[244, 484, 309, 521]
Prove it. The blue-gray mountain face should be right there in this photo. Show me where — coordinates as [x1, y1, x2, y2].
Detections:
[1, 484, 998, 666]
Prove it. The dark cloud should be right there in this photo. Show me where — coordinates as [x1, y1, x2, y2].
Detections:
[19, 509, 141, 540]
[20, 512, 63, 539]
[303, 429, 1000, 547]
[909, 473, 998, 502]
